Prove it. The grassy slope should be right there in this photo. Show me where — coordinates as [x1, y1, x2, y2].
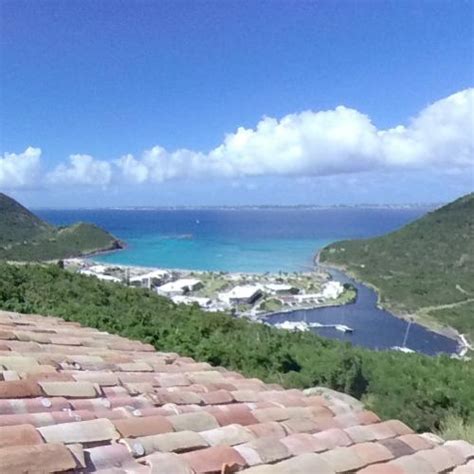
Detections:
[0, 193, 121, 261]
[0, 262, 473, 437]
[320, 193, 474, 339]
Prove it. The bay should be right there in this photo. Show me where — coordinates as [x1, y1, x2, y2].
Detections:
[36, 207, 428, 273]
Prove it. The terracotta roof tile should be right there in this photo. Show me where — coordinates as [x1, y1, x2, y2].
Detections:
[0, 396, 70, 413]
[180, 445, 247, 473]
[39, 380, 98, 397]
[122, 430, 208, 455]
[85, 443, 149, 472]
[0, 443, 78, 472]
[280, 432, 328, 455]
[281, 416, 320, 434]
[156, 373, 191, 387]
[415, 446, 464, 472]
[200, 389, 234, 405]
[200, 423, 255, 446]
[444, 439, 474, 462]
[151, 388, 202, 405]
[398, 433, 437, 451]
[168, 411, 220, 432]
[320, 446, 366, 472]
[379, 437, 416, 457]
[0, 423, 44, 448]
[352, 441, 395, 465]
[70, 370, 120, 386]
[0, 310, 472, 474]
[231, 389, 259, 403]
[391, 454, 438, 474]
[207, 404, 259, 427]
[38, 418, 120, 444]
[143, 452, 195, 473]
[113, 414, 174, 437]
[0, 379, 42, 398]
[313, 427, 353, 449]
[236, 436, 291, 465]
[247, 421, 288, 439]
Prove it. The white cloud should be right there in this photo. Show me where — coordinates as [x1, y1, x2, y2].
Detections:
[5, 89, 473, 190]
[47, 154, 112, 187]
[0, 147, 41, 189]
[117, 88, 474, 183]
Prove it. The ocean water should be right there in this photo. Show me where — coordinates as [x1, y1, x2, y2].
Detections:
[36, 207, 429, 272]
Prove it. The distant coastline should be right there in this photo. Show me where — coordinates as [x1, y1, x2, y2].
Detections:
[32, 202, 441, 212]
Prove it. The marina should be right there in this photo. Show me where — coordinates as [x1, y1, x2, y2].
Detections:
[266, 268, 460, 356]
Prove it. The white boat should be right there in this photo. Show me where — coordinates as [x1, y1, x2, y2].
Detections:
[391, 346, 416, 354]
[308, 322, 323, 328]
[334, 324, 354, 333]
[391, 319, 416, 353]
[275, 321, 310, 332]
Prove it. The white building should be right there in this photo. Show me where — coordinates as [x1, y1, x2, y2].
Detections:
[157, 278, 203, 297]
[130, 269, 170, 289]
[292, 293, 323, 304]
[265, 283, 297, 295]
[219, 285, 263, 305]
[322, 281, 344, 299]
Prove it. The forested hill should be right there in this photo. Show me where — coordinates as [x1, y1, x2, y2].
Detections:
[0, 193, 123, 261]
[320, 193, 474, 339]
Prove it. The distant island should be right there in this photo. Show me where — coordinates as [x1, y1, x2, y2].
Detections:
[0, 193, 124, 261]
[320, 193, 474, 342]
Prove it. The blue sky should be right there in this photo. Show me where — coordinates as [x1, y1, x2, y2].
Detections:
[1, 0, 473, 207]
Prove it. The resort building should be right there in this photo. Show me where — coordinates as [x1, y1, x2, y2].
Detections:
[129, 269, 170, 289]
[322, 281, 344, 299]
[219, 285, 263, 305]
[156, 278, 203, 297]
[265, 283, 298, 295]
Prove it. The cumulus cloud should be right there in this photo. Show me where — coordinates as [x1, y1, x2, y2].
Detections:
[47, 154, 112, 187]
[0, 147, 41, 189]
[116, 88, 474, 183]
[4, 89, 473, 190]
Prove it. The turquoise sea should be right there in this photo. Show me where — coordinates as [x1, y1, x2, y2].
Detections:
[36, 207, 430, 272]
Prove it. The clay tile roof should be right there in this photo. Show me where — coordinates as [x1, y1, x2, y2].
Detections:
[0, 309, 472, 473]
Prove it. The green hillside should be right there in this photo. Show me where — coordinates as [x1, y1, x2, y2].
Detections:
[0, 192, 53, 244]
[320, 193, 474, 339]
[0, 193, 123, 261]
